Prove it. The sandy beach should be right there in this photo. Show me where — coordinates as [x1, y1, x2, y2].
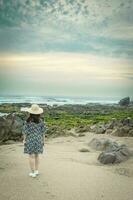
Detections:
[0, 132, 133, 200]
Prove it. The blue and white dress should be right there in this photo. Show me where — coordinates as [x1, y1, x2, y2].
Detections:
[22, 120, 47, 154]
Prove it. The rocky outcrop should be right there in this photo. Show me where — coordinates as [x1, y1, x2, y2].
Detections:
[89, 117, 133, 137]
[90, 124, 106, 134]
[75, 125, 90, 133]
[119, 97, 130, 106]
[46, 125, 70, 138]
[88, 137, 132, 164]
[0, 113, 23, 144]
[88, 138, 119, 151]
[98, 144, 132, 164]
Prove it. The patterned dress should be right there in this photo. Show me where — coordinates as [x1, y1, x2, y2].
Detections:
[22, 120, 47, 154]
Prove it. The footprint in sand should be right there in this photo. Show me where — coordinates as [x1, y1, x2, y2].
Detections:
[37, 181, 56, 199]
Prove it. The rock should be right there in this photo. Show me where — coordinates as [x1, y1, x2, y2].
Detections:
[121, 117, 133, 126]
[11, 116, 23, 134]
[111, 128, 120, 136]
[78, 132, 86, 137]
[90, 124, 106, 134]
[112, 145, 130, 163]
[69, 132, 78, 137]
[98, 152, 116, 164]
[75, 125, 90, 133]
[128, 129, 133, 136]
[95, 126, 106, 134]
[111, 126, 130, 137]
[90, 125, 97, 132]
[98, 143, 131, 164]
[46, 125, 67, 137]
[79, 148, 90, 152]
[0, 113, 23, 144]
[105, 129, 112, 134]
[119, 97, 130, 106]
[88, 138, 119, 151]
[105, 122, 114, 130]
[105, 118, 118, 129]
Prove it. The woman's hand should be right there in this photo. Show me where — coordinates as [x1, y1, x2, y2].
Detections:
[22, 134, 26, 145]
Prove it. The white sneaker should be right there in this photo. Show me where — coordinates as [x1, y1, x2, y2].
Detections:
[29, 172, 36, 178]
[34, 170, 39, 176]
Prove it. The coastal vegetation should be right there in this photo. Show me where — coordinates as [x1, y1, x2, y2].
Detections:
[0, 103, 133, 129]
[0, 102, 133, 144]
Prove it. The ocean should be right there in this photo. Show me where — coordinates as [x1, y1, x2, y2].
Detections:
[0, 96, 119, 106]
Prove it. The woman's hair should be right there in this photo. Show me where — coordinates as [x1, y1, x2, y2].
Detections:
[26, 113, 41, 124]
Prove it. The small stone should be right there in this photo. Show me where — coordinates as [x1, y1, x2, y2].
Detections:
[79, 148, 90, 152]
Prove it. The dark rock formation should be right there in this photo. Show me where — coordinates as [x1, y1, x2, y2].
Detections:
[89, 137, 132, 164]
[90, 117, 133, 137]
[75, 125, 90, 133]
[46, 125, 68, 138]
[98, 152, 116, 164]
[0, 113, 23, 144]
[98, 144, 132, 164]
[90, 124, 106, 134]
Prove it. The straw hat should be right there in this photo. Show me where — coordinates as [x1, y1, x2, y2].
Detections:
[27, 104, 43, 114]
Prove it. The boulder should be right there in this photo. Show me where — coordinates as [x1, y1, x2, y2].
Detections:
[88, 138, 119, 151]
[98, 152, 116, 164]
[119, 97, 130, 106]
[98, 144, 131, 164]
[0, 114, 23, 144]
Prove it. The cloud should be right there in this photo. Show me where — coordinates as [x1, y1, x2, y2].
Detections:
[0, 52, 133, 80]
[0, 0, 132, 58]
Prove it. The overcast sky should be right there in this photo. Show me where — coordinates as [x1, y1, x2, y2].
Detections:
[0, 0, 133, 99]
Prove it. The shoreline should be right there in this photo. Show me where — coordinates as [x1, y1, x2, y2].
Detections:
[0, 102, 119, 107]
[0, 95, 123, 106]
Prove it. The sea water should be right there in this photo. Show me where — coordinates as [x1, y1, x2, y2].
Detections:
[0, 95, 119, 105]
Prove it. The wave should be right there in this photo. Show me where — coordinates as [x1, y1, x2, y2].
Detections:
[0, 95, 119, 105]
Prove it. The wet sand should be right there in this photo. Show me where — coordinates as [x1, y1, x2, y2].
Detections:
[0, 133, 133, 200]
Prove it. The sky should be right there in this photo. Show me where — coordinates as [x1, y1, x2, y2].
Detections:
[0, 0, 133, 99]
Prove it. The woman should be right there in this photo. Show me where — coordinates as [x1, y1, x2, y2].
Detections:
[22, 104, 47, 178]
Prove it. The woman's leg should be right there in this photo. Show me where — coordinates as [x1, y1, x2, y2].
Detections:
[35, 153, 39, 171]
[29, 154, 35, 172]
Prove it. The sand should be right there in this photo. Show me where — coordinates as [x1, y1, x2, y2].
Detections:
[0, 133, 133, 200]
